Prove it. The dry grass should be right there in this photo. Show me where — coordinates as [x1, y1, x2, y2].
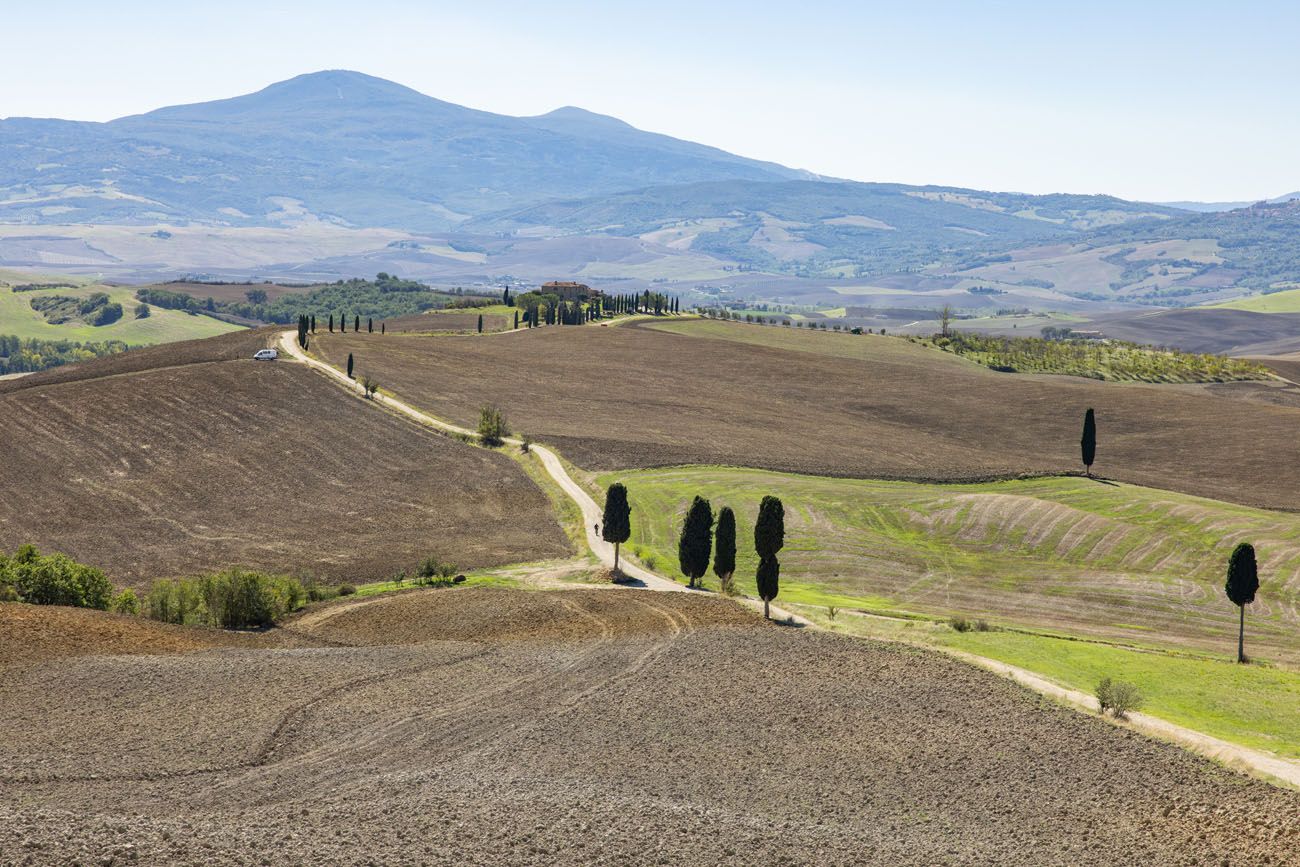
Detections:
[317, 320, 1300, 511]
[0, 340, 568, 588]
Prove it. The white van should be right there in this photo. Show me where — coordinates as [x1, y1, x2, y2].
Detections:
[253, 348, 278, 361]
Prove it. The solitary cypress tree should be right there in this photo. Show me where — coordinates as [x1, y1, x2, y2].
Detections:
[713, 506, 736, 591]
[368, 317, 373, 333]
[677, 496, 714, 588]
[477, 313, 484, 333]
[514, 310, 519, 330]
[1081, 408, 1097, 478]
[602, 483, 632, 571]
[346, 353, 354, 379]
[381, 323, 385, 334]
[340, 315, 345, 333]
[1225, 542, 1260, 663]
[329, 313, 334, 332]
[754, 495, 785, 619]
[354, 315, 360, 332]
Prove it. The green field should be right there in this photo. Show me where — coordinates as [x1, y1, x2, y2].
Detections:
[595, 467, 1300, 664]
[0, 275, 241, 345]
[1210, 286, 1300, 313]
[808, 610, 1300, 760]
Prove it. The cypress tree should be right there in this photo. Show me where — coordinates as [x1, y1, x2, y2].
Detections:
[1225, 543, 1260, 663]
[354, 315, 360, 332]
[381, 323, 386, 334]
[340, 315, 346, 333]
[601, 483, 632, 571]
[677, 496, 714, 588]
[514, 310, 519, 329]
[368, 317, 373, 333]
[754, 495, 785, 619]
[713, 506, 736, 591]
[1081, 408, 1097, 477]
[310, 314, 316, 333]
[346, 353, 354, 379]
[477, 313, 484, 333]
[329, 313, 334, 333]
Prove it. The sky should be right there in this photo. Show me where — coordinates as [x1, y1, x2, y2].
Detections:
[3, 0, 1297, 202]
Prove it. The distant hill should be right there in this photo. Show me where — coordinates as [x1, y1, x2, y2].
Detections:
[0, 70, 807, 230]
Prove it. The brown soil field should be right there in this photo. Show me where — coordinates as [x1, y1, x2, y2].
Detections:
[317, 320, 1300, 511]
[0, 588, 1295, 865]
[0, 342, 568, 588]
[383, 310, 511, 333]
[1087, 308, 1300, 356]
[0, 327, 273, 394]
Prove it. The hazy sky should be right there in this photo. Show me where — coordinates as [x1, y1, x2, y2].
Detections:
[4, 0, 1297, 202]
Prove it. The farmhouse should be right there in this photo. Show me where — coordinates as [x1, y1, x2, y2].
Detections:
[542, 281, 602, 301]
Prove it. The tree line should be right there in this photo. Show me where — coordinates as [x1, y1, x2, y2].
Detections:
[0, 334, 129, 374]
[601, 484, 786, 619]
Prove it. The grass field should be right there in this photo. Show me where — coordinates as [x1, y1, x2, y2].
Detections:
[0, 275, 240, 344]
[1211, 286, 1300, 313]
[594, 467, 1300, 664]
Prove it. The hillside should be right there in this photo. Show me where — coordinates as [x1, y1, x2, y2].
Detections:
[316, 319, 1300, 511]
[0, 332, 567, 586]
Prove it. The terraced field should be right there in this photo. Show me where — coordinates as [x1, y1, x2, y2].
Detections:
[316, 318, 1300, 511]
[2, 588, 1295, 865]
[0, 334, 568, 587]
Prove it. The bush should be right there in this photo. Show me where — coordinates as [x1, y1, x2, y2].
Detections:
[949, 615, 972, 632]
[1095, 676, 1144, 720]
[477, 405, 509, 446]
[2, 547, 113, 610]
[417, 555, 458, 586]
[110, 589, 140, 615]
[146, 569, 306, 629]
[337, 583, 357, 596]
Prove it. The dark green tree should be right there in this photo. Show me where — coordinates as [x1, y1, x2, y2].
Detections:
[514, 310, 519, 329]
[754, 495, 785, 619]
[602, 483, 632, 571]
[329, 313, 334, 332]
[354, 315, 360, 332]
[713, 506, 736, 592]
[1081, 408, 1097, 477]
[346, 353, 354, 379]
[1225, 542, 1260, 663]
[368, 317, 373, 333]
[310, 314, 316, 333]
[477, 313, 484, 333]
[677, 496, 714, 588]
[381, 322, 385, 334]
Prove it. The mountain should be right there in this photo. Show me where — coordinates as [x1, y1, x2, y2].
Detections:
[0, 70, 807, 231]
[1160, 191, 1300, 212]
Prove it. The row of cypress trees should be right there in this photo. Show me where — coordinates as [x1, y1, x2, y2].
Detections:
[323, 314, 381, 333]
[600, 484, 786, 619]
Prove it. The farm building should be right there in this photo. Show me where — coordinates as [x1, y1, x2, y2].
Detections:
[542, 281, 602, 301]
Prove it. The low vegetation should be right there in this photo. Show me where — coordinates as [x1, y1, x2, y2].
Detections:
[477, 404, 509, 446]
[1095, 676, 1144, 720]
[145, 569, 310, 629]
[0, 334, 129, 374]
[0, 545, 114, 609]
[29, 292, 123, 327]
[916, 331, 1271, 383]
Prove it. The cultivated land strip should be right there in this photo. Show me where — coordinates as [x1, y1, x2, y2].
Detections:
[278, 330, 1300, 789]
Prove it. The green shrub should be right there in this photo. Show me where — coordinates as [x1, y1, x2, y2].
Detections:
[337, 583, 357, 596]
[949, 615, 972, 633]
[1095, 676, 1144, 720]
[417, 556, 458, 586]
[3, 548, 113, 610]
[477, 405, 510, 447]
[110, 589, 140, 615]
[145, 569, 306, 629]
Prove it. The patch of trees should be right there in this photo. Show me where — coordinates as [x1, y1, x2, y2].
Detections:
[922, 331, 1270, 383]
[29, 292, 123, 326]
[0, 545, 137, 613]
[0, 334, 129, 374]
[145, 569, 310, 629]
[477, 405, 509, 446]
[11, 282, 77, 292]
